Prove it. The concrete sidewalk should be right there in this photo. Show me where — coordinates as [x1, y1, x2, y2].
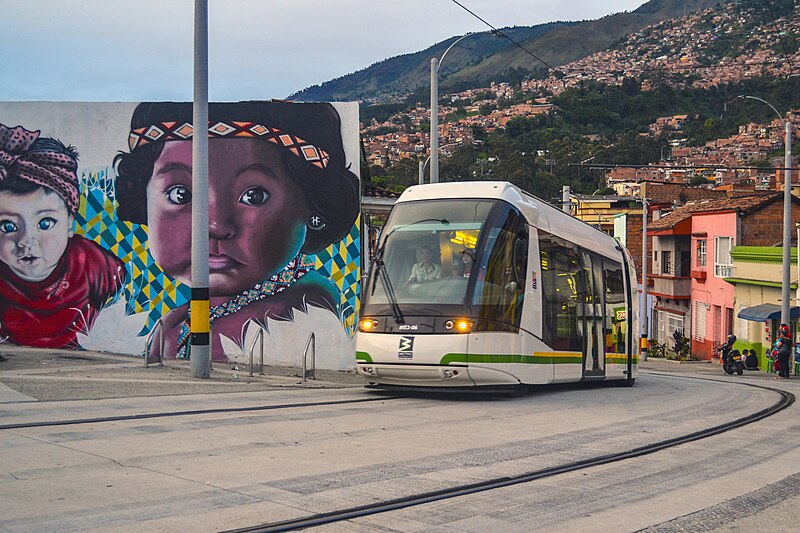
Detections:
[0, 344, 788, 403]
[0, 344, 366, 402]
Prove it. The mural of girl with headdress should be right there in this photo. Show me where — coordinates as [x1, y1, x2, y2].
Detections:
[114, 101, 360, 362]
[0, 124, 126, 348]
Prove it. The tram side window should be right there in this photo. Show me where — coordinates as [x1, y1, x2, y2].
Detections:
[604, 260, 627, 355]
[473, 205, 527, 329]
[540, 231, 582, 351]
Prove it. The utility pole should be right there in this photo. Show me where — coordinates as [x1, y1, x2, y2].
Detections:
[191, 0, 211, 378]
[782, 120, 793, 328]
[640, 197, 649, 363]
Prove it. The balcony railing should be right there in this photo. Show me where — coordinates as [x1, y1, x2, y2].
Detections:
[657, 260, 692, 277]
[715, 264, 734, 278]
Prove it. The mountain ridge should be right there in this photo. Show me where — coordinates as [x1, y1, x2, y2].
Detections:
[290, 0, 720, 103]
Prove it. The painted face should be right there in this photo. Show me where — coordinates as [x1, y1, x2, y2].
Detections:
[146, 138, 310, 296]
[0, 188, 74, 282]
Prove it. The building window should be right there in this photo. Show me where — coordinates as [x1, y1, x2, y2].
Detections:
[693, 301, 707, 341]
[661, 250, 672, 275]
[666, 314, 684, 339]
[697, 239, 706, 267]
[714, 237, 733, 277]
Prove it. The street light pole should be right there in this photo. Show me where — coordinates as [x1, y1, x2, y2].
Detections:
[784, 119, 794, 327]
[737, 95, 793, 326]
[190, 0, 211, 378]
[430, 33, 477, 184]
[430, 57, 439, 183]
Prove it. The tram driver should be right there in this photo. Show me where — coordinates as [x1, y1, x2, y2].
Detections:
[407, 244, 441, 283]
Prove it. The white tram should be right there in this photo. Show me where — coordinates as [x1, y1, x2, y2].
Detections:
[356, 181, 639, 391]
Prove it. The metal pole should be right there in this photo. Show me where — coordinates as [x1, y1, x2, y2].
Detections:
[419, 160, 424, 185]
[737, 96, 792, 327]
[641, 198, 649, 362]
[430, 58, 439, 184]
[562, 185, 570, 213]
[782, 121, 793, 326]
[191, 0, 211, 378]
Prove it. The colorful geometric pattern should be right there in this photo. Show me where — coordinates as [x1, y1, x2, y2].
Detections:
[128, 121, 330, 169]
[75, 168, 189, 336]
[73, 167, 360, 339]
[315, 215, 361, 336]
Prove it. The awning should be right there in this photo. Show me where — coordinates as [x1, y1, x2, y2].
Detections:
[737, 303, 800, 322]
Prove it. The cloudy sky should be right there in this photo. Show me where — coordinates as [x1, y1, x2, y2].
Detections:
[1, 0, 647, 102]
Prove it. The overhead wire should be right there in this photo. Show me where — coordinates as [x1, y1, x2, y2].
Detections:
[447, 0, 567, 88]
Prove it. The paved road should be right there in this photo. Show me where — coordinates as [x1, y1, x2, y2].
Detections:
[1, 348, 799, 532]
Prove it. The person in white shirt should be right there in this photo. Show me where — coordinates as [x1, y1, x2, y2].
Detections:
[408, 245, 441, 282]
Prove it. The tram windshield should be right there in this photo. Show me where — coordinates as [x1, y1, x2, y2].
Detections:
[365, 198, 527, 326]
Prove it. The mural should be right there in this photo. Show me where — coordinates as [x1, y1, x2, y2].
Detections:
[0, 101, 361, 368]
[0, 125, 126, 348]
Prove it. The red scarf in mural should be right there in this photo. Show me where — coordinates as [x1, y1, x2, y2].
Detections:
[0, 236, 126, 348]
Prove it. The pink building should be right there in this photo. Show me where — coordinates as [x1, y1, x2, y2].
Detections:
[688, 210, 737, 358]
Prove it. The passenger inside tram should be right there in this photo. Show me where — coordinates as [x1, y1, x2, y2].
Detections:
[455, 249, 475, 278]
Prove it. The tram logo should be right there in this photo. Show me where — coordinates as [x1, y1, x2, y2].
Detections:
[398, 336, 414, 359]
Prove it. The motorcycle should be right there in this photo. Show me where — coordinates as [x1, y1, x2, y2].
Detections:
[722, 349, 744, 376]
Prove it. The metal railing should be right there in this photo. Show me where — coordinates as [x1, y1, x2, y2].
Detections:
[144, 318, 164, 367]
[249, 327, 264, 377]
[303, 332, 316, 382]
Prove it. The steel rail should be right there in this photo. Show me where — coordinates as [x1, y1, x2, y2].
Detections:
[0, 396, 398, 431]
[224, 375, 794, 533]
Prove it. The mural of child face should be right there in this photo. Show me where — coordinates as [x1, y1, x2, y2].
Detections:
[146, 138, 311, 296]
[0, 188, 74, 282]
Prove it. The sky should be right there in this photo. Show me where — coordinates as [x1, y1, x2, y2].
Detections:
[0, 0, 647, 102]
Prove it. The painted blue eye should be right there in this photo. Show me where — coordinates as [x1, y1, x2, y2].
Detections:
[239, 187, 270, 206]
[0, 220, 18, 234]
[38, 217, 57, 230]
[166, 185, 192, 205]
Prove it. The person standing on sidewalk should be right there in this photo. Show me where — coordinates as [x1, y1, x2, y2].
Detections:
[776, 324, 793, 379]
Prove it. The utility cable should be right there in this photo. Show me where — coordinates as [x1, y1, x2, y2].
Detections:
[447, 0, 567, 88]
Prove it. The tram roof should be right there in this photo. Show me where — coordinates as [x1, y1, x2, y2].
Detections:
[396, 181, 623, 261]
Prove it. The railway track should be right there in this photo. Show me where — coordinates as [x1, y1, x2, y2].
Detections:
[0, 396, 395, 431]
[221, 374, 794, 533]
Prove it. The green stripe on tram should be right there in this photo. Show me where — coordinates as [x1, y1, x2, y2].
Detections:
[441, 352, 584, 365]
[356, 350, 637, 366]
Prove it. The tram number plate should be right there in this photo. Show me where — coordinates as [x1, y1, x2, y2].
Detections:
[398, 336, 414, 359]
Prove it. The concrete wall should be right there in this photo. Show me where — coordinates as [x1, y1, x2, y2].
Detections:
[0, 102, 361, 369]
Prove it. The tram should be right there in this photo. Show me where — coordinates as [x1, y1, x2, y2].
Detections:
[356, 181, 639, 391]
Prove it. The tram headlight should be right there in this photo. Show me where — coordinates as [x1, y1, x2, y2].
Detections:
[359, 318, 379, 332]
[445, 319, 472, 332]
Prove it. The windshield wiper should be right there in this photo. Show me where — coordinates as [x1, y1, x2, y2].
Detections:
[379, 261, 404, 324]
